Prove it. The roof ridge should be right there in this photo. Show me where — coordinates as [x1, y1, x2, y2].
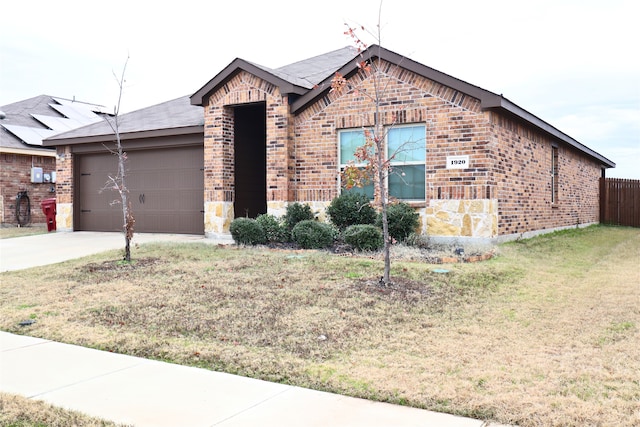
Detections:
[275, 46, 356, 71]
[273, 46, 359, 87]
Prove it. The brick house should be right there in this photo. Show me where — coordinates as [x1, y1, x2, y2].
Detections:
[0, 95, 106, 226]
[47, 45, 615, 243]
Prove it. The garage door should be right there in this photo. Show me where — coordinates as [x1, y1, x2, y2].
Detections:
[77, 146, 204, 234]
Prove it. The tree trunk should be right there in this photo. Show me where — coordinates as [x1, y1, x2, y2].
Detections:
[118, 148, 131, 262]
[112, 56, 133, 262]
[376, 123, 391, 286]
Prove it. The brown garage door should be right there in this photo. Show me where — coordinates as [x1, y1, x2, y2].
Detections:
[77, 146, 204, 234]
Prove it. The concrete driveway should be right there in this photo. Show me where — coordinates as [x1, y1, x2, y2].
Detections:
[0, 231, 227, 272]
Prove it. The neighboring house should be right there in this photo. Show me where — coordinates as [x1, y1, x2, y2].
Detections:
[46, 46, 615, 243]
[0, 95, 107, 226]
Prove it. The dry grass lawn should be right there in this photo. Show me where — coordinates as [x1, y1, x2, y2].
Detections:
[0, 225, 47, 239]
[0, 392, 129, 426]
[1, 225, 638, 426]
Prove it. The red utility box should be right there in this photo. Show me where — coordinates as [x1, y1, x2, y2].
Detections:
[40, 198, 57, 232]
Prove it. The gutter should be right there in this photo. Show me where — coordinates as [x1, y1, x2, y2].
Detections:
[0, 146, 56, 157]
[42, 125, 204, 147]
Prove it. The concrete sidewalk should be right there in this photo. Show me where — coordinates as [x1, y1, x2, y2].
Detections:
[1, 332, 489, 427]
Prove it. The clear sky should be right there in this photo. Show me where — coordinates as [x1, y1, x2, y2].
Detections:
[1, 0, 638, 178]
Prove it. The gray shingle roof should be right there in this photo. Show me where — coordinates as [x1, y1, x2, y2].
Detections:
[45, 96, 204, 144]
[273, 46, 358, 89]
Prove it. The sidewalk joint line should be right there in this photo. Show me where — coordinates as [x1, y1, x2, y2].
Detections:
[1, 339, 52, 353]
[210, 387, 291, 426]
[26, 360, 149, 399]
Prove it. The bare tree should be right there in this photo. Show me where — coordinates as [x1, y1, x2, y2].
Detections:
[104, 57, 135, 261]
[332, 5, 422, 285]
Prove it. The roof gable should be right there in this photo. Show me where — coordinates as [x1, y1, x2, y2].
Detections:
[190, 47, 358, 107]
[190, 59, 306, 106]
[290, 45, 498, 114]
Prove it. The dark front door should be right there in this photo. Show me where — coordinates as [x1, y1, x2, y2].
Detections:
[233, 103, 267, 218]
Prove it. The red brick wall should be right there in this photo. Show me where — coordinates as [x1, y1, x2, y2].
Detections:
[490, 112, 601, 235]
[54, 146, 74, 205]
[1, 153, 56, 225]
[293, 59, 491, 204]
[203, 103, 234, 203]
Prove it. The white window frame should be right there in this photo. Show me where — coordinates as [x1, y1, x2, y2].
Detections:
[337, 124, 426, 201]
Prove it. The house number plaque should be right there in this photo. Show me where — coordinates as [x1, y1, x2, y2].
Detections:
[446, 155, 470, 169]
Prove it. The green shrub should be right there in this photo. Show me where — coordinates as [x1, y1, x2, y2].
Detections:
[230, 217, 266, 245]
[256, 214, 288, 243]
[284, 203, 315, 231]
[291, 220, 336, 249]
[376, 202, 420, 242]
[344, 224, 383, 251]
[326, 192, 376, 231]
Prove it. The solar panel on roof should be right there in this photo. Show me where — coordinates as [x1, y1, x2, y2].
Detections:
[31, 114, 79, 132]
[48, 104, 102, 125]
[2, 124, 56, 146]
[53, 97, 110, 114]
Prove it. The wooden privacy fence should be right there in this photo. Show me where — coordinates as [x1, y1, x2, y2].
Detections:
[600, 178, 640, 227]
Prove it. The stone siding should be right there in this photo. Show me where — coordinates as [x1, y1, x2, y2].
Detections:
[426, 199, 498, 238]
[204, 201, 234, 237]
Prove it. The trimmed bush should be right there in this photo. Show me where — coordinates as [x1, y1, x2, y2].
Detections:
[326, 192, 376, 231]
[230, 217, 266, 245]
[256, 214, 288, 243]
[344, 224, 383, 252]
[291, 220, 336, 249]
[376, 202, 420, 242]
[284, 203, 314, 231]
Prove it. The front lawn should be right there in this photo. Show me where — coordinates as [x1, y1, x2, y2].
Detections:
[0, 225, 47, 239]
[1, 225, 638, 426]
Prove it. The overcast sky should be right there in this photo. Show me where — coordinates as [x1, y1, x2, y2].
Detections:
[1, 0, 638, 178]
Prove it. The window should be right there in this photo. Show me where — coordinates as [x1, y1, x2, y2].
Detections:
[339, 129, 374, 198]
[387, 125, 426, 200]
[339, 125, 426, 200]
[551, 146, 559, 204]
